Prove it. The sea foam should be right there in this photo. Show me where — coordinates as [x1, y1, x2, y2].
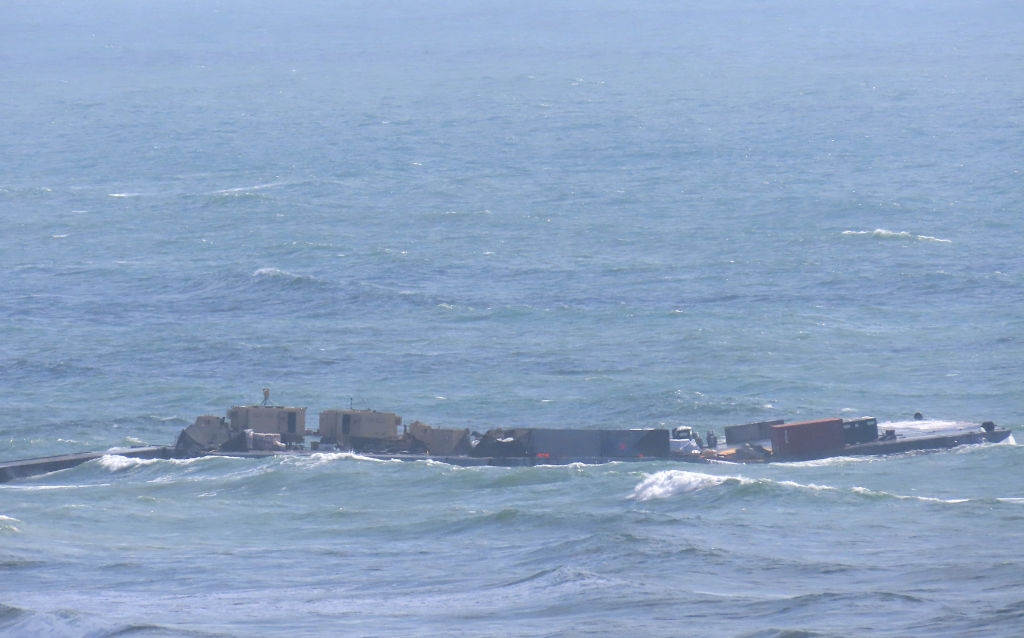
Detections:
[842, 228, 952, 243]
[629, 470, 741, 500]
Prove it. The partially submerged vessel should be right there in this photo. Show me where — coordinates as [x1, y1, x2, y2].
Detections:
[706, 416, 1010, 462]
[174, 401, 672, 464]
[0, 393, 1013, 482]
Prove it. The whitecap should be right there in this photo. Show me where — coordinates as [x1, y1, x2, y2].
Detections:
[775, 479, 839, 492]
[773, 478, 969, 503]
[534, 460, 621, 469]
[97, 454, 208, 472]
[879, 419, 972, 434]
[842, 228, 952, 243]
[98, 455, 160, 472]
[629, 470, 736, 501]
[0, 484, 112, 490]
[287, 451, 394, 468]
[0, 516, 20, 533]
[212, 181, 284, 194]
[252, 267, 291, 278]
[250, 267, 324, 286]
[785, 455, 875, 468]
[850, 486, 969, 504]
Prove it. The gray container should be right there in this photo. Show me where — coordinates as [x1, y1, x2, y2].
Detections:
[724, 419, 784, 445]
[527, 429, 602, 458]
[600, 429, 671, 458]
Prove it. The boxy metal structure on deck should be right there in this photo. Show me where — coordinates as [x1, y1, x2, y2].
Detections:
[319, 410, 402, 448]
[770, 418, 845, 458]
[228, 405, 307, 444]
[842, 417, 879, 445]
[472, 427, 671, 460]
[724, 420, 785, 445]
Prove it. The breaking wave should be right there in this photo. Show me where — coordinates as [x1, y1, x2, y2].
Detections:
[629, 470, 747, 500]
[848, 486, 969, 503]
[281, 451, 398, 467]
[630, 469, 987, 504]
[96, 454, 207, 472]
[251, 267, 328, 287]
[842, 228, 952, 243]
[0, 515, 21, 534]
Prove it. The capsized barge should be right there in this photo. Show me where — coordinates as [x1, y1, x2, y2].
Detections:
[0, 398, 1013, 483]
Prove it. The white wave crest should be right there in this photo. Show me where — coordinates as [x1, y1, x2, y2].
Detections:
[252, 267, 293, 278]
[774, 479, 972, 503]
[97, 454, 207, 472]
[775, 479, 840, 492]
[630, 470, 978, 504]
[784, 455, 876, 468]
[0, 515, 20, 534]
[288, 451, 395, 467]
[251, 267, 323, 285]
[629, 470, 739, 501]
[98, 455, 163, 472]
[850, 486, 969, 503]
[842, 228, 952, 243]
[213, 181, 284, 194]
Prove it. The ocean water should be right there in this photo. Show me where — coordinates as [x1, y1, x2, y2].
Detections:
[2, 0, 1023, 635]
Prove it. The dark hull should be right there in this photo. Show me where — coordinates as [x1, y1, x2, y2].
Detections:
[0, 446, 173, 483]
[839, 427, 1010, 457]
[766, 427, 1012, 462]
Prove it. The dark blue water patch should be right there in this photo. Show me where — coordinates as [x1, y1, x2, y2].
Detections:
[0, 414, 172, 461]
[904, 598, 1024, 638]
[0, 604, 111, 638]
[0, 603, 27, 627]
[0, 601, 221, 638]
[735, 630, 829, 638]
[102, 624, 225, 637]
[2, 357, 101, 384]
[4, 261, 438, 327]
[980, 600, 1024, 631]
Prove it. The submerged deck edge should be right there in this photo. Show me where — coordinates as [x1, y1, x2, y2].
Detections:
[0, 446, 173, 483]
[0, 427, 1011, 483]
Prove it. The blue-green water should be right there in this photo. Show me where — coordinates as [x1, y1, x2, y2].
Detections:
[2, 1, 1023, 635]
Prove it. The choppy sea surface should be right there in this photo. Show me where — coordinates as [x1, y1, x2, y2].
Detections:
[2, 1, 1023, 636]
